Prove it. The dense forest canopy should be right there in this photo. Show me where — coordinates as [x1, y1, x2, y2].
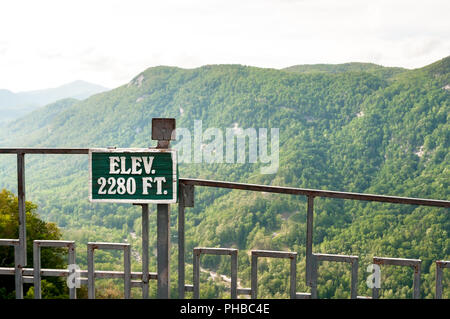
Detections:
[0, 56, 448, 298]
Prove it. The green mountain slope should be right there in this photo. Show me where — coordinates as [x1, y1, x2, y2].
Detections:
[0, 57, 448, 299]
[0, 81, 109, 124]
[283, 62, 407, 81]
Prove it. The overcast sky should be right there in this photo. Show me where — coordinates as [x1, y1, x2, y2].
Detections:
[0, 0, 449, 92]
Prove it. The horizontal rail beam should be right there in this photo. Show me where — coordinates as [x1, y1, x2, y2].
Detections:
[373, 256, 421, 268]
[0, 239, 20, 246]
[314, 253, 358, 263]
[296, 292, 311, 299]
[180, 178, 450, 208]
[0, 149, 447, 207]
[436, 261, 450, 268]
[0, 148, 89, 154]
[237, 288, 252, 295]
[0, 267, 158, 280]
[252, 250, 297, 259]
[34, 240, 75, 248]
[87, 242, 130, 250]
[194, 247, 238, 256]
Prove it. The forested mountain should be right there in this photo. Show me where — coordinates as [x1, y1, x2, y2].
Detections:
[0, 81, 109, 124]
[0, 57, 448, 299]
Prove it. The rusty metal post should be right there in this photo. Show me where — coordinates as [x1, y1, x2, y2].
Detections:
[141, 204, 149, 299]
[289, 254, 297, 299]
[413, 263, 421, 299]
[178, 183, 194, 299]
[193, 249, 200, 299]
[231, 250, 238, 299]
[153, 118, 176, 299]
[436, 262, 443, 299]
[157, 203, 170, 298]
[33, 241, 41, 299]
[306, 195, 314, 286]
[14, 244, 23, 299]
[372, 286, 379, 299]
[87, 244, 95, 299]
[251, 254, 258, 299]
[350, 259, 358, 299]
[310, 254, 318, 299]
[124, 244, 131, 299]
[0, 239, 23, 299]
[435, 261, 449, 299]
[68, 242, 76, 299]
[178, 185, 185, 299]
[17, 153, 27, 266]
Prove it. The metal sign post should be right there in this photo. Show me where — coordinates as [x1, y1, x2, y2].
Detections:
[88, 118, 177, 299]
[152, 118, 176, 299]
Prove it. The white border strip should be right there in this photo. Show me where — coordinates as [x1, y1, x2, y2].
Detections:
[88, 148, 177, 204]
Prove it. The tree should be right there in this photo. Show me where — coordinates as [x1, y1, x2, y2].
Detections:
[0, 189, 68, 299]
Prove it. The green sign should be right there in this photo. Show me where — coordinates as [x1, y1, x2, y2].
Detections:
[89, 148, 177, 203]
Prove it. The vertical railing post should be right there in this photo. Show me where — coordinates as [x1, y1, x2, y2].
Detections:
[17, 152, 27, 267]
[305, 195, 314, 286]
[157, 203, 170, 298]
[231, 250, 238, 299]
[141, 204, 149, 299]
[310, 254, 318, 299]
[178, 183, 194, 299]
[193, 249, 200, 299]
[436, 261, 443, 299]
[68, 242, 76, 299]
[33, 241, 41, 299]
[178, 184, 185, 299]
[289, 254, 297, 299]
[87, 244, 95, 299]
[1, 240, 24, 299]
[153, 118, 176, 299]
[251, 254, 258, 299]
[413, 263, 421, 299]
[124, 245, 131, 299]
[351, 259, 358, 299]
[13, 245, 23, 299]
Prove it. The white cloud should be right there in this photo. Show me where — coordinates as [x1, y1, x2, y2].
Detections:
[0, 0, 448, 91]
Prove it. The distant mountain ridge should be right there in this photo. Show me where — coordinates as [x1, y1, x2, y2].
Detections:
[283, 62, 407, 74]
[0, 56, 448, 298]
[0, 80, 109, 123]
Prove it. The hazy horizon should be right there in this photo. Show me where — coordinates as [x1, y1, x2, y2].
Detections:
[1, 0, 449, 92]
